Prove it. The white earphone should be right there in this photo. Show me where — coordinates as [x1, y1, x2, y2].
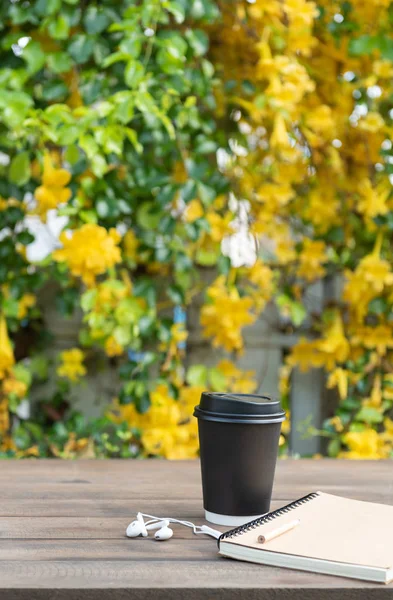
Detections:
[126, 512, 221, 541]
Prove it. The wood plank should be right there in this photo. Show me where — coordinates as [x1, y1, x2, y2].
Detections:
[0, 559, 385, 591]
[0, 516, 222, 540]
[0, 499, 287, 518]
[0, 539, 216, 561]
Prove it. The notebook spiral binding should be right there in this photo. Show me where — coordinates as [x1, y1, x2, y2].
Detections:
[218, 492, 320, 544]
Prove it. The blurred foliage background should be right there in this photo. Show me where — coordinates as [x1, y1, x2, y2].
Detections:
[1, 0, 393, 459]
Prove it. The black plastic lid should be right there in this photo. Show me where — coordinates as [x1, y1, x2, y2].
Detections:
[194, 392, 285, 424]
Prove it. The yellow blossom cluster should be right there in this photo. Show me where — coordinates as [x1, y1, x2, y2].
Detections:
[0, 316, 14, 378]
[34, 154, 71, 220]
[200, 276, 256, 353]
[112, 384, 199, 459]
[0, 316, 27, 437]
[57, 348, 86, 383]
[217, 360, 257, 394]
[53, 224, 121, 287]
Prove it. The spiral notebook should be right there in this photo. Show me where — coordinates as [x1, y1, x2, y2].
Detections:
[218, 492, 393, 583]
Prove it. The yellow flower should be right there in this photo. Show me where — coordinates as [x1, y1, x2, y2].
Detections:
[343, 270, 375, 322]
[305, 104, 335, 137]
[141, 428, 175, 457]
[179, 385, 205, 415]
[17, 294, 36, 319]
[184, 199, 204, 223]
[34, 154, 71, 220]
[0, 316, 14, 377]
[0, 398, 10, 434]
[276, 239, 296, 264]
[201, 276, 256, 352]
[365, 374, 382, 407]
[352, 325, 393, 356]
[341, 429, 388, 459]
[297, 239, 327, 281]
[104, 336, 124, 357]
[53, 224, 121, 287]
[330, 416, 344, 433]
[172, 160, 188, 183]
[373, 60, 393, 79]
[257, 182, 294, 209]
[216, 359, 239, 378]
[270, 114, 290, 149]
[304, 189, 339, 233]
[358, 112, 385, 133]
[357, 249, 393, 294]
[317, 313, 349, 370]
[2, 377, 27, 399]
[119, 383, 200, 460]
[357, 179, 390, 219]
[57, 348, 86, 382]
[216, 359, 257, 393]
[287, 338, 325, 372]
[279, 365, 291, 398]
[206, 212, 234, 242]
[327, 368, 348, 400]
[244, 260, 275, 311]
[123, 230, 139, 262]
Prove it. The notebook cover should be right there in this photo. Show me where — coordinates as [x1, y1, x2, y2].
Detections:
[219, 492, 393, 570]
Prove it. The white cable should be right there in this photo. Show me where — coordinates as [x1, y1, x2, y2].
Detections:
[138, 513, 221, 539]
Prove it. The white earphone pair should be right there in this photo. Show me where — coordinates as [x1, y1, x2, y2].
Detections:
[126, 512, 221, 541]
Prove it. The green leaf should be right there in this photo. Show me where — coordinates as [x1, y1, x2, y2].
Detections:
[48, 15, 70, 40]
[290, 302, 307, 327]
[83, 6, 110, 34]
[13, 363, 32, 387]
[3, 297, 19, 319]
[137, 202, 162, 230]
[379, 36, 393, 60]
[355, 406, 383, 424]
[9, 152, 30, 186]
[41, 81, 69, 101]
[102, 52, 130, 68]
[208, 367, 227, 391]
[16, 230, 35, 246]
[185, 29, 209, 55]
[47, 52, 73, 73]
[124, 61, 145, 88]
[167, 284, 185, 305]
[22, 41, 46, 73]
[349, 35, 378, 56]
[64, 145, 80, 165]
[68, 35, 94, 64]
[125, 128, 143, 154]
[368, 297, 387, 315]
[113, 325, 131, 346]
[186, 364, 208, 387]
[81, 289, 97, 312]
[327, 437, 341, 457]
[35, 0, 61, 16]
[166, 1, 186, 23]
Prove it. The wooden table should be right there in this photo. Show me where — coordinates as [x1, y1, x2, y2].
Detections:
[1, 459, 393, 599]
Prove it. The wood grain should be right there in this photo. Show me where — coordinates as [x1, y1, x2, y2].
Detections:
[1, 459, 393, 599]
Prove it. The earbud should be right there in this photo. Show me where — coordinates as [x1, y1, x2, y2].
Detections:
[154, 525, 173, 541]
[126, 512, 221, 542]
[146, 520, 170, 531]
[126, 512, 148, 538]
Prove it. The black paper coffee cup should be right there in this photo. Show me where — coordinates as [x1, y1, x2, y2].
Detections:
[194, 392, 285, 526]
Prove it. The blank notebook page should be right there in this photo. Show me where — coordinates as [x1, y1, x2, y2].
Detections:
[226, 492, 393, 569]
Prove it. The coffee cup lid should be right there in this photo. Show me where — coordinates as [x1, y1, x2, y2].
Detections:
[194, 392, 285, 424]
